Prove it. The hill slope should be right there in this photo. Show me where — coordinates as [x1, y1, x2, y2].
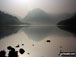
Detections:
[0, 11, 21, 25]
[57, 13, 76, 35]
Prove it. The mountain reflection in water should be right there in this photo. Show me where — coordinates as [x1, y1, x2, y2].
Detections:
[0, 26, 21, 39]
[0, 25, 76, 57]
[0, 25, 74, 41]
[23, 26, 74, 41]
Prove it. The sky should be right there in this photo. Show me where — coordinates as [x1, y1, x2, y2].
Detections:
[0, 0, 76, 18]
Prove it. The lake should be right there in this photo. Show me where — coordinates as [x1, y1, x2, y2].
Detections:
[0, 26, 76, 57]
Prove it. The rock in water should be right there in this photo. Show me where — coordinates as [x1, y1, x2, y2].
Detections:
[19, 48, 25, 54]
[16, 45, 19, 48]
[46, 40, 51, 43]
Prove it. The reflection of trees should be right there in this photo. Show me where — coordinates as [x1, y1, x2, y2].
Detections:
[0, 26, 21, 39]
[57, 14, 76, 35]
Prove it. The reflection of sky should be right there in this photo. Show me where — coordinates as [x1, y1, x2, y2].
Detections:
[0, 0, 76, 18]
[0, 31, 76, 57]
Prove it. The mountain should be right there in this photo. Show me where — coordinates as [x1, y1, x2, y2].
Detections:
[0, 11, 21, 25]
[22, 8, 73, 25]
[22, 8, 53, 25]
[57, 13, 76, 35]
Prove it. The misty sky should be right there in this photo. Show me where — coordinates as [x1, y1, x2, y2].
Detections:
[0, 0, 76, 18]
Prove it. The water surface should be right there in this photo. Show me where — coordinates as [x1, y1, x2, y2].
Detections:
[0, 26, 76, 57]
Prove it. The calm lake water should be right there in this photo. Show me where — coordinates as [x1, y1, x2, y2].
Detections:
[0, 26, 76, 57]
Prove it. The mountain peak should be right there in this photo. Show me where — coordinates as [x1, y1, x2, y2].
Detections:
[23, 8, 52, 25]
[27, 8, 48, 16]
[31, 8, 45, 13]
